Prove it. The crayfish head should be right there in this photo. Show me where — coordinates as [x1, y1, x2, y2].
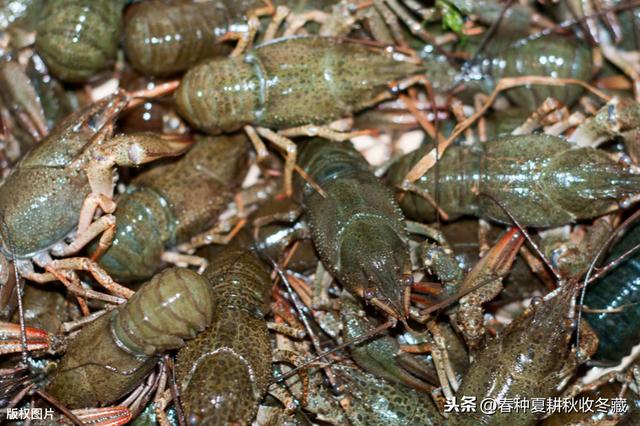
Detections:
[544, 147, 640, 221]
[340, 222, 411, 321]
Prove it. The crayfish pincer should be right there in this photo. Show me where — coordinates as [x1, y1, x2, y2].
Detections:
[295, 138, 412, 320]
[46, 267, 213, 408]
[0, 89, 189, 297]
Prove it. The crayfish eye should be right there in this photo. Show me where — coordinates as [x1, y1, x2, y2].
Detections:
[363, 288, 375, 300]
[402, 274, 414, 287]
[619, 154, 632, 166]
[620, 196, 632, 209]
[530, 296, 544, 307]
[331, 379, 346, 396]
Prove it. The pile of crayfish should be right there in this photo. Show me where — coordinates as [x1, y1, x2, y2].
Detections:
[3, 0, 640, 425]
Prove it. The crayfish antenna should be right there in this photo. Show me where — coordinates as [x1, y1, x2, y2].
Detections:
[273, 319, 396, 383]
[0, 211, 27, 365]
[263, 249, 402, 384]
[416, 272, 510, 318]
[468, 0, 516, 65]
[478, 192, 562, 282]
